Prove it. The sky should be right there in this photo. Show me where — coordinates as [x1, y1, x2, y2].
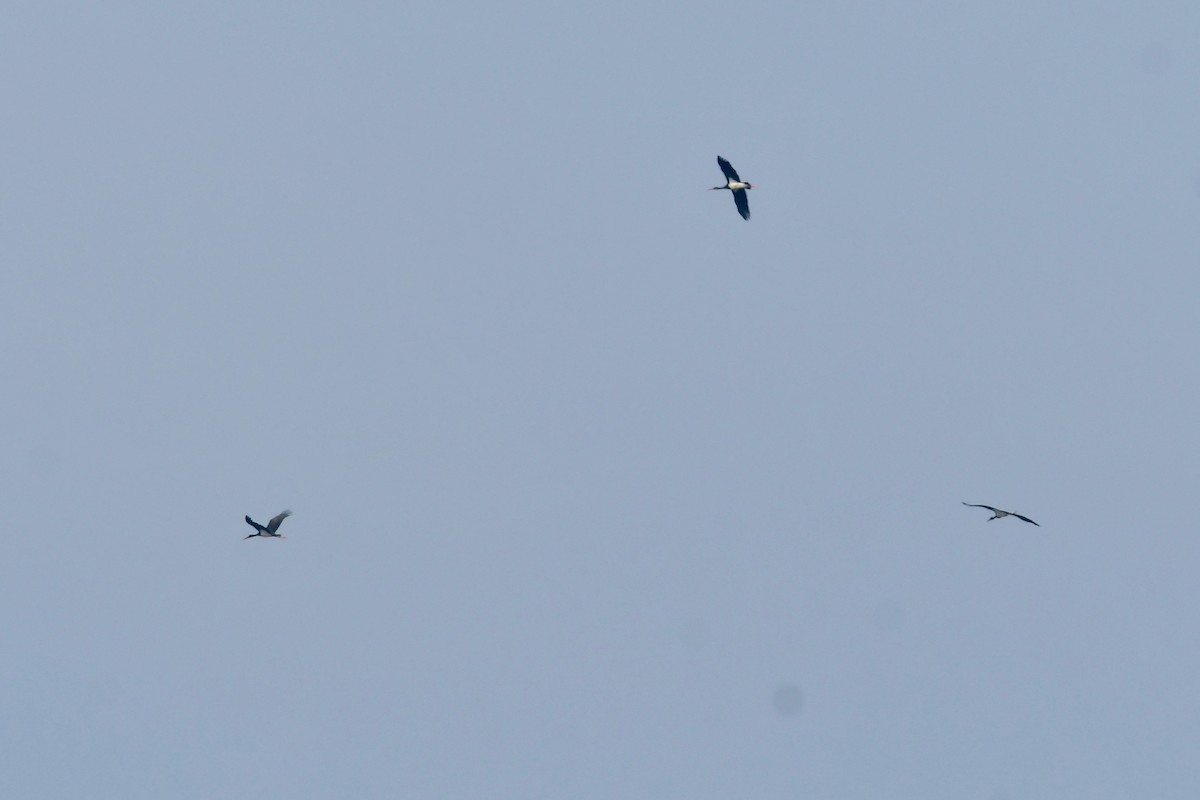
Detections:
[2, 2, 1199, 798]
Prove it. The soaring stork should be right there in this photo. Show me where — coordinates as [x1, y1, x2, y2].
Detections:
[961, 503, 1039, 526]
[244, 510, 292, 539]
[711, 156, 754, 220]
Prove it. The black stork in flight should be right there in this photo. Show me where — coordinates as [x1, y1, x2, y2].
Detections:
[962, 502, 1040, 527]
[244, 510, 292, 539]
[711, 156, 754, 220]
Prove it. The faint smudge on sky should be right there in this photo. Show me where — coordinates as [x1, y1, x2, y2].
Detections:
[771, 683, 804, 717]
[1137, 43, 1173, 76]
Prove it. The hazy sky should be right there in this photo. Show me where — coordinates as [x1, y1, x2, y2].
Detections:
[3, 3, 1200, 798]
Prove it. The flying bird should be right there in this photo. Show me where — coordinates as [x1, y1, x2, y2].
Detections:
[961, 502, 1039, 526]
[710, 156, 754, 220]
[244, 510, 292, 539]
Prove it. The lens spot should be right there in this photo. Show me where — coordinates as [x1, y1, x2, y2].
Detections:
[1139, 44, 1172, 76]
[771, 683, 804, 717]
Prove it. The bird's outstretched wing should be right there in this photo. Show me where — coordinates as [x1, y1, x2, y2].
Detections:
[245, 515, 267, 533]
[1012, 513, 1040, 526]
[267, 510, 293, 534]
[732, 189, 750, 220]
[717, 156, 741, 182]
[961, 502, 999, 513]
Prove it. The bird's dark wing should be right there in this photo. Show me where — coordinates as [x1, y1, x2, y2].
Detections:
[245, 515, 267, 533]
[717, 156, 741, 182]
[267, 510, 292, 534]
[961, 502, 999, 513]
[732, 189, 750, 220]
[1013, 514, 1040, 526]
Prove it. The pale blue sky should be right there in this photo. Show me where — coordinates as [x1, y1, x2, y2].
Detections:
[3, 3, 1200, 798]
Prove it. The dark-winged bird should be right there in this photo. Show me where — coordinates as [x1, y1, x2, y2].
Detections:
[244, 510, 292, 539]
[962, 502, 1039, 526]
[710, 156, 754, 220]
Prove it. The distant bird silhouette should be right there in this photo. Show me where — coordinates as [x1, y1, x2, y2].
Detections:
[244, 510, 292, 539]
[962, 502, 1039, 526]
[710, 156, 755, 220]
